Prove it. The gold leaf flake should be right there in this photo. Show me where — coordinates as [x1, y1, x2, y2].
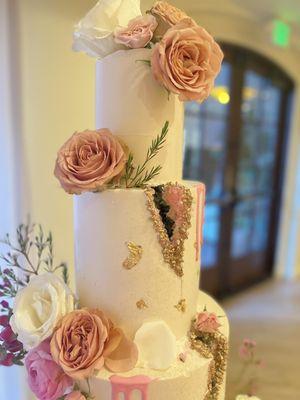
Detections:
[144, 183, 192, 277]
[123, 242, 143, 270]
[174, 298, 187, 313]
[136, 299, 148, 310]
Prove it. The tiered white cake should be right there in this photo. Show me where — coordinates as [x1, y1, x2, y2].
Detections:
[74, 48, 229, 400]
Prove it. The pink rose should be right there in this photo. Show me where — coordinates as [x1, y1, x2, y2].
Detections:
[54, 129, 127, 194]
[195, 311, 221, 333]
[50, 309, 138, 380]
[25, 339, 73, 400]
[151, 1, 187, 25]
[151, 18, 223, 102]
[114, 15, 158, 49]
[66, 391, 86, 400]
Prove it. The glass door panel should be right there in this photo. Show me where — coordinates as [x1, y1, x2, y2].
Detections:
[184, 61, 232, 274]
[183, 44, 292, 295]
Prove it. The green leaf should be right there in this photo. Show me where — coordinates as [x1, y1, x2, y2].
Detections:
[127, 121, 169, 187]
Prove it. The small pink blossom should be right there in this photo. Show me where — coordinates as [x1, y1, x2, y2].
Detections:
[195, 311, 221, 333]
[66, 391, 86, 400]
[239, 338, 257, 361]
[114, 15, 158, 49]
[25, 339, 73, 400]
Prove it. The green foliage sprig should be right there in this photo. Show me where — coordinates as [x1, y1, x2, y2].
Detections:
[0, 220, 69, 285]
[124, 121, 169, 188]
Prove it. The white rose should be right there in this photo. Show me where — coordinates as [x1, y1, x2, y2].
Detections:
[73, 0, 142, 59]
[11, 273, 74, 349]
[236, 396, 261, 400]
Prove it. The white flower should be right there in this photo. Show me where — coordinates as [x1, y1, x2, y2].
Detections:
[236, 395, 261, 400]
[73, 0, 142, 59]
[11, 273, 74, 349]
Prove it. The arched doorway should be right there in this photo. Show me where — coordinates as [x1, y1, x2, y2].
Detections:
[184, 44, 294, 296]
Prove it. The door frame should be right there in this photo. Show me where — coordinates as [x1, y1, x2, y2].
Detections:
[200, 44, 294, 297]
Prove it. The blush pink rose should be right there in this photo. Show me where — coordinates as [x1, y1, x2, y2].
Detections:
[151, 18, 223, 102]
[151, 1, 187, 26]
[195, 311, 221, 333]
[50, 309, 138, 380]
[66, 391, 85, 400]
[150, 1, 188, 38]
[114, 15, 158, 49]
[25, 339, 73, 400]
[54, 129, 127, 194]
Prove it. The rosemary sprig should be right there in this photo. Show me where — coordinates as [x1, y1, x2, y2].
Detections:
[124, 153, 134, 186]
[125, 121, 169, 188]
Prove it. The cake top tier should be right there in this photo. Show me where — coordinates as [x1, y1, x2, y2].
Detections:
[54, 1, 223, 195]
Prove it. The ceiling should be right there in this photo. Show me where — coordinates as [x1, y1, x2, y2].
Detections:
[142, 0, 300, 48]
[143, 0, 300, 23]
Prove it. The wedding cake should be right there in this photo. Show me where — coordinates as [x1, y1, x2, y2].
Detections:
[6, 2, 229, 400]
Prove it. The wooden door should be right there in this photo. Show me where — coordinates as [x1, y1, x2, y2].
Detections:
[183, 44, 293, 296]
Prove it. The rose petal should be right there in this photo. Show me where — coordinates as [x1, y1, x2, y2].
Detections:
[104, 328, 138, 372]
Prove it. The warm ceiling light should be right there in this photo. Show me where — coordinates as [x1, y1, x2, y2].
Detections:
[218, 91, 230, 104]
[211, 86, 230, 104]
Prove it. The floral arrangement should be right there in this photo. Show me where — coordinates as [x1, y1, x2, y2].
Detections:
[54, 121, 169, 195]
[0, 222, 138, 400]
[55, 1, 224, 195]
[73, 0, 223, 103]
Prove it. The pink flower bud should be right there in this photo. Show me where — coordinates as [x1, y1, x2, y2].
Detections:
[5, 339, 23, 353]
[0, 325, 16, 343]
[1, 300, 9, 309]
[0, 315, 9, 327]
[0, 352, 14, 366]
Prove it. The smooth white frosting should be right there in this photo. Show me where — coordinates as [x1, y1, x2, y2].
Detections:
[74, 186, 203, 339]
[95, 49, 184, 183]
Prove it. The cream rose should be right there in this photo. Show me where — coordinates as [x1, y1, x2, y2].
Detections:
[114, 15, 158, 49]
[73, 0, 142, 59]
[54, 129, 127, 195]
[11, 273, 74, 349]
[151, 18, 223, 102]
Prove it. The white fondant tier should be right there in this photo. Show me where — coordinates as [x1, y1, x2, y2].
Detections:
[74, 185, 205, 339]
[78, 291, 229, 400]
[96, 49, 184, 183]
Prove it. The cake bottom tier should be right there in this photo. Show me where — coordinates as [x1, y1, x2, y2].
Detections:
[79, 291, 229, 400]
